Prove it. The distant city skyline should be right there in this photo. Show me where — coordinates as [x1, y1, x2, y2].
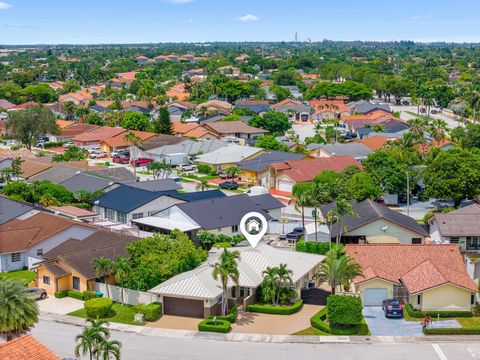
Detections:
[1, 0, 480, 45]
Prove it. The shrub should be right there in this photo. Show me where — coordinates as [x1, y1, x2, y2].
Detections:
[327, 295, 363, 326]
[404, 303, 472, 318]
[67, 290, 85, 301]
[82, 291, 96, 301]
[197, 164, 213, 175]
[296, 240, 342, 255]
[310, 307, 368, 335]
[424, 328, 480, 335]
[209, 306, 238, 323]
[54, 290, 68, 298]
[84, 298, 113, 319]
[198, 319, 231, 333]
[43, 141, 65, 148]
[247, 299, 303, 315]
[134, 303, 162, 321]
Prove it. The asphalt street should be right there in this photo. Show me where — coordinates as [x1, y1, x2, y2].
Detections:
[31, 319, 479, 360]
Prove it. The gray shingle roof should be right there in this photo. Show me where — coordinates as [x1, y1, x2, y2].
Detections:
[0, 197, 34, 224]
[249, 194, 285, 211]
[351, 101, 391, 114]
[125, 179, 180, 192]
[60, 173, 113, 193]
[238, 151, 305, 173]
[28, 165, 81, 184]
[307, 143, 372, 158]
[161, 189, 226, 202]
[176, 194, 273, 230]
[91, 184, 163, 213]
[321, 199, 428, 237]
[137, 135, 185, 151]
[89, 168, 136, 183]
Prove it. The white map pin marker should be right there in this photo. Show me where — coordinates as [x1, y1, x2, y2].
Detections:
[240, 211, 268, 248]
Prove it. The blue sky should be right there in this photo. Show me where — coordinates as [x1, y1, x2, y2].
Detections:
[1, 0, 480, 44]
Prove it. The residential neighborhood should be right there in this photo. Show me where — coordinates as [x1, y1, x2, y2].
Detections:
[1, 1, 480, 359]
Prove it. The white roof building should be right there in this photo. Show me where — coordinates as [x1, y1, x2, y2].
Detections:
[195, 144, 264, 166]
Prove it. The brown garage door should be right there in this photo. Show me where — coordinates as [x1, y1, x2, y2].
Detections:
[163, 297, 204, 318]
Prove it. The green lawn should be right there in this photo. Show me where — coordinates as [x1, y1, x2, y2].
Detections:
[292, 327, 332, 336]
[403, 309, 480, 330]
[0, 270, 37, 285]
[68, 303, 144, 326]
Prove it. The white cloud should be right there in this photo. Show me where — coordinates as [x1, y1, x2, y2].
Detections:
[237, 14, 259, 23]
[164, 0, 194, 3]
[0, 2, 11, 10]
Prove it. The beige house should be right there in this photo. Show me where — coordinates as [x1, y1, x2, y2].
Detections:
[346, 244, 477, 310]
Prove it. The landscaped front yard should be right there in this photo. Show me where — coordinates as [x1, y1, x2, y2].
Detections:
[0, 270, 36, 285]
[68, 303, 144, 326]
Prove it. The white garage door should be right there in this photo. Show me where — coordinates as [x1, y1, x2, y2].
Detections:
[364, 288, 388, 306]
[278, 180, 293, 193]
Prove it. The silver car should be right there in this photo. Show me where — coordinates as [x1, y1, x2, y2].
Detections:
[26, 287, 47, 300]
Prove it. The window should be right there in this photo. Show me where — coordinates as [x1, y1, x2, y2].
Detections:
[105, 208, 115, 221]
[472, 295, 475, 305]
[132, 212, 144, 220]
[231, 225, 239, 233]
[450, 237, 459, 244]
[116, 212, 127, 224]
[43, 276, 50, 285]
[417, 294, 421, 305]
[147, 211, 158, 216]
[73, 276, 80, 291]
[36, 248, 43, 257]
[412, 238, 422, 244]
[11, 253, 21, 262]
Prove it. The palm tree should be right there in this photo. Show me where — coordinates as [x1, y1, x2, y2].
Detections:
[212, 248, 240, 315]
[98, 338, 121, 360]
[0, 279, 39, 341]
[113, 256, 130, 305]
[261, 267, 279, 305]
[63, 101, 76, 120]
[275, 263, 293, 305]
[10, 157, 24, 179]
[327, 198, 357, 246]
[94, 257, 113, 299]
[74, 319, 110, 360]
[123, 131, 142, 179]
[225, 166, 240, 182]
[196, 179, 209, 191]
[39, 195, 57, 208]
[316, 248, 363, 295]
[0, 167, 13, 183]
[289, 189, 310, 231]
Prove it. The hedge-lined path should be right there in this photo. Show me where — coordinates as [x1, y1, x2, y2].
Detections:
[231, 304, 323, 335]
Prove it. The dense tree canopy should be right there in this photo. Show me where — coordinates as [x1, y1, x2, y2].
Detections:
[249, 111, 291, 136]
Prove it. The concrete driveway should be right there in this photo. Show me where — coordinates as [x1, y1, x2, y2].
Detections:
[37, 297, 84, 315]
[146, 315, 199, 331]
[362, 307, 423, 336]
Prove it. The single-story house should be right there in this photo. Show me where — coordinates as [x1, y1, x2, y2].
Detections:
[161, 101, 197, 122]
[306, 143, 373, 161]
[172, 123, 220, 140]
[48, 205, 98, 221]
[238, 150, 308, 185]
[122, 179, 180, 192]
[59, 172, 116, 194]
[133, 134, 186, 158]
[0, 196, 38, 224]
[34, 231, 137, 295]
[49, 123, 99, 143]
[357, 135, 390, 151]
[346, 244, 477, 310]
[18, 159, 52, 180]
[349, 101, 391, 114]
[310, 100, 350, 121]
[260, 156, 360, 193]
[0, 335, 60, 360]
[132, 193, 284, 240]
[100, 130, 156, 155]
[320, 199, 428, 245]
[73, 126, 126, 148]
[203, 121, 268, 146]
[195, 144, 265, 170]
[234, 100, 270, 114]
[149, 243, 324, 318]
[271, 99, 311, 122]
[0, 212, 97, 272]
[429, 203, 480, 251]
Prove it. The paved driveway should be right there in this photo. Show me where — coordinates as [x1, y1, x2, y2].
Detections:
[362, 307, 423, 336]
[146, 315, 199, 330]
[37, 297, 84, 315]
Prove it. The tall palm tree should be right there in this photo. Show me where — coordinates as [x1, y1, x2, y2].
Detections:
[10, 157, 24, 180]
[74, 319, 110, 360]
[309, 184, 329, 242]
[212, 248, 240, 315]
[113, 256, 130, 305]
[196, 179, 209, 191]
[0, 279, 39, 341]
[289, 189, 310, 231]
[261, 267, 279, 305]
[316, 248, 363, 295]
[275, 263, 293, 305]
[94, 257, 113, 299]
[63, 101, 76, 120]
[98, 338, 121, 360]
[327, 198, 357, 246]
[123, 131, 142, 179]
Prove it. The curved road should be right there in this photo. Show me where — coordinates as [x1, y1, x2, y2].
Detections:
[32, 319, 477, 360]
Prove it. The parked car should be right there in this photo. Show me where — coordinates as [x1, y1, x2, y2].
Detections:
[87, 147, 101, 154]
[26, 287, 47, 300]
[176, 163, 196, 172]
[219, 181, 238, 190]
[89, 151, 108, 159]
[131, 158, 154, 167]
[112, 155, 130, 164]
[286, 227, 304, 241]
[382, 299, 403, 318]
[112, 150, 130, 158]
[435, 199, 455, 210]
[430, 109, 438, 115]
[38, 136, 49, 142]
[63, 141, 74, 148]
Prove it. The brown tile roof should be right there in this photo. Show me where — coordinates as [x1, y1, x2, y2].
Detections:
[418, 139, 453, 154]
[49, 205, 97, 218]
[0, 212, 96, 253]
[61, 123, 99, 138]
[116, 71, 138, 83]
[345, 244, 477, 294]
[358, 136, 390, 150]
[270, 156, 361, 183]
[73, 126, 126, 143]
[197, 99, 233, 110]
[204, 121, 267, 135]
[137, 134, 185, 151]
[0, 149, 37, 159]
[271, 99, 304, 109]
[19, 159, 52, 179]
[44, 262, 71, 277]
[0, 335, 60, 360]
[167, 100, 196, 109]
[101, 130, 156, 148]
[310, 100, 350, 114]
[55, 119, 74, 129]
[172, 123, 201, 135]
[184, 128, 220, 139]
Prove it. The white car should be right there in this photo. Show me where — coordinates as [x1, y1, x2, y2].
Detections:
[62, 142, 74, 148]
[89, 151, 107, 159]
[176, 163, 196, 172]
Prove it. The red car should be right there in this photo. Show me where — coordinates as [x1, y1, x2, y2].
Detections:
[130, 157, 154, 167]
[113, 155, 130, 164]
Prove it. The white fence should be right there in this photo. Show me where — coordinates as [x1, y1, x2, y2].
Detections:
[94, 282, 158, 305]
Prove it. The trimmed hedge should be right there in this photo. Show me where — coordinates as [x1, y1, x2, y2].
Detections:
[424, 328, 480, 335]
[310, 307, 368, 335]
[405, 304, 473, 318]
[135, 303, 162, 321]
[84, 298, 113, 319]
[43, 141, 65, 148]
[54, 290, 68, 298]
[67, 290, 85, 301]
[209, 306, 238, 323]
[327, 295, 363, 326]
[198, 319, 231, 333]
[247, 300, 303, 315]
[83, 291, 96, 300]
